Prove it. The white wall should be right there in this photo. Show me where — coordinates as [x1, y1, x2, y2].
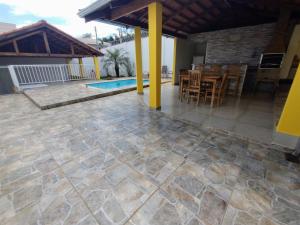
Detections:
[89, 36, 174, 77]
[0, 57, 68, 94]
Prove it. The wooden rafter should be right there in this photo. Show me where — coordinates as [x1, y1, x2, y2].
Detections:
[15, 31, 43, 41]
[0, 31, 42, 48]
[12, 40, 19, 54]
[0, 52, 87, 57]
[163, 0, 196, 25]
[42, 31, 51, 54]
[70, 43, 75, 55]
[162, 2, 206, 33]
[117, 16, 187, 38]
[110, 0, 157, 20]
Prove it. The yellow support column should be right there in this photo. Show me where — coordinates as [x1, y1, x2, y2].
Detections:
[277, 64, 300, 136]
[78, 58, 84, 78]
[134, 27, 143, 94]
[172, 37, 177, 85]
[93, 56, 101, 80]
[148, 1, 162, 109]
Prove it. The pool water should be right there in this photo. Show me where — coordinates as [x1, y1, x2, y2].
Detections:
[87, 79, 149, 90]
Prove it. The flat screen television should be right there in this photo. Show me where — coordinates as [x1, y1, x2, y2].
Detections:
[259, 53, 284, 69]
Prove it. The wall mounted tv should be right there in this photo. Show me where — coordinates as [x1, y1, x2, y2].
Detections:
[259, 53, 284, 69]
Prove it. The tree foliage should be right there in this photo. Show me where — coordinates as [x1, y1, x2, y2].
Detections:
[103, 48, 128, 77]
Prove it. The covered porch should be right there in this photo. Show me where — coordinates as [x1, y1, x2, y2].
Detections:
[79, 0, 300, 148]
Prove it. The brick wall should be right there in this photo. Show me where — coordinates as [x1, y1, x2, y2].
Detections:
[190, 23, 275, 66]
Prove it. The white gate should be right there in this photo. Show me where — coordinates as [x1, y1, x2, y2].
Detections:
[8, 64, 97, 90]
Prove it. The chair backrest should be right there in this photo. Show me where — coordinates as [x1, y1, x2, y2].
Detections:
[218, 72, 229, 96]
[227, 64, 241, 76]
[188, 70, 202, 87]
[210, 64, 222, 74]
[162, 65, 168, 74]
[180, 69, 189, 76]
[194, 64, 204, 72]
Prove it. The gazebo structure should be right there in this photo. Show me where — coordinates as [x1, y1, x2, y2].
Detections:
[0, 20, 103, 93]
[0, 20, 102, 58]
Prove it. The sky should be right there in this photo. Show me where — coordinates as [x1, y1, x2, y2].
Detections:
[0, 0, 120, 38]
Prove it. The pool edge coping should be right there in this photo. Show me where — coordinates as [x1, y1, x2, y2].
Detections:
[24, 80, 170, 110]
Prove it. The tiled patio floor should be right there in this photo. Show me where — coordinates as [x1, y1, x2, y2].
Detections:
[1, 85, 300, 225]
[141, 84, 298, 149]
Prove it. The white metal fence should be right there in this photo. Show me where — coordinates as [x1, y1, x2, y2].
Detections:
[8, 64, 97, 90]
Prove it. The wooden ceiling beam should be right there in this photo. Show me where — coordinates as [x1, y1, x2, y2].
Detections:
[161, 1, 211, 33]
[42, 32, 51, 54]
[46, 31, 90, 55]
[110, 0, 157, 20]
[12, 40, 19, 54]
[49, 31, 94, 55]
[163, 0, 196, 25]
[194, 1, 215, 21]
[138, 13, 192, 34]
[116, 17, 187, 38]
[14, 30, 43, 41]
[70, 43, 75, 55]
[0, 31, 43, 47]
[0, 52, 87, 58]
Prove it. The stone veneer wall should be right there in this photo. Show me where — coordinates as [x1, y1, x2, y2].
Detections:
[190, 23, 275, 66]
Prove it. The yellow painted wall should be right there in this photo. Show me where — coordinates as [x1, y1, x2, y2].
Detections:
[280, 24, 300, 79]
[277, 64, 300, 136]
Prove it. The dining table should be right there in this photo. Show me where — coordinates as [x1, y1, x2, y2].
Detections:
[179, 72, 222, 107]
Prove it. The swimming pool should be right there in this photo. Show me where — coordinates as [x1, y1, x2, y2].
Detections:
[87, 79, 149, 90]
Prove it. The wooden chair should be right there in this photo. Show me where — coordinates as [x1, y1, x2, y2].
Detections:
[194, 64, 204, 72]
[210, 64, 222, 74]
[205, 72, 229, 106]
[203, 64, 222, 77]
[186, 70, 204, 105]
[179, 69, 189, 101]
[226, 64, 241, 96]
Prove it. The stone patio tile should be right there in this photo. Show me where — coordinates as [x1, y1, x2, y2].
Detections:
[266, 165, 300, 191]
[0, 138, 59, 197]
[0, 169, 96, 225]
[222, 205, 238, 225]
[128, 190, 198, 225]
[44, 128, 101, 165]
[234, 211, 259, 225]
[61, 149, 115, 186]
[258, 217, 282, 225]
[198, 191, 227, 225]
[122, 141, 185, 186]
[247, 142, 270, 161]
[165, 160, 237, 201]
[62, 159, 157, 225]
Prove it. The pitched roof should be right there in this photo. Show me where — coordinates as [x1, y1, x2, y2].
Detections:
[0, 20, 103, 57]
